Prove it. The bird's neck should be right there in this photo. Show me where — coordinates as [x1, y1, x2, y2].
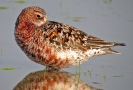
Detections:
[15, 20, 37, 43]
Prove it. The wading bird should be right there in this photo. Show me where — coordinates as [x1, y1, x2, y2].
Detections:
[14, 6, 125, 70]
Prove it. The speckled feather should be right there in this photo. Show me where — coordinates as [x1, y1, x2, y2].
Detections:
[14, 6, 125, 69]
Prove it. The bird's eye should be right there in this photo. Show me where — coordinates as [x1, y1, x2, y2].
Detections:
[36, 14, 41, 18]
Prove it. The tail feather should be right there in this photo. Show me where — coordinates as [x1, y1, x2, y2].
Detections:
[113, 42, 126, 46]
[87, 41, 126, 47]
[92, 48, 121, 57]
[103, 48, 121, 54]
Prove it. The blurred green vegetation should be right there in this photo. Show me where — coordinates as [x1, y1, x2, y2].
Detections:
[14, 0, 26, 4]
[0, 6, 8, 10]
[0, 67, 17, 70]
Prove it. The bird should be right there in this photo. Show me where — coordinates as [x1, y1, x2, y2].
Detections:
[14, 6, 126, 70]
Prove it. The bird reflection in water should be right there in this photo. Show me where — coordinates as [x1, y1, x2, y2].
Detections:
[13, 70, 102, 90]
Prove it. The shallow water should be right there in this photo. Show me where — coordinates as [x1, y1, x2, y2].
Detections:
[0, 0, 133, 90]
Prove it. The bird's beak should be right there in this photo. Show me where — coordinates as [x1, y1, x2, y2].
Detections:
[43, 15, 47, 23]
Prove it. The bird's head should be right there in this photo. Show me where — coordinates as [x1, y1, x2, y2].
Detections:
[17, 6, 47, 27]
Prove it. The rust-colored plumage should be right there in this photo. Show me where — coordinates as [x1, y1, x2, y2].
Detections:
[14, 6, 125, 69]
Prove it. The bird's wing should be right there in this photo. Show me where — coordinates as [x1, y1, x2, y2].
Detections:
[39, 21, 125, 52]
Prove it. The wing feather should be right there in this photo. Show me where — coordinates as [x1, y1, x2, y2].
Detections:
[40, 21, 125, 52]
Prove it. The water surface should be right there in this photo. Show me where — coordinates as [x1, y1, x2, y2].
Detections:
[0, 0, 133, 90]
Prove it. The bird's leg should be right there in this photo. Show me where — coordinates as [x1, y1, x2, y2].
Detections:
[46, 66, 61, 71]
